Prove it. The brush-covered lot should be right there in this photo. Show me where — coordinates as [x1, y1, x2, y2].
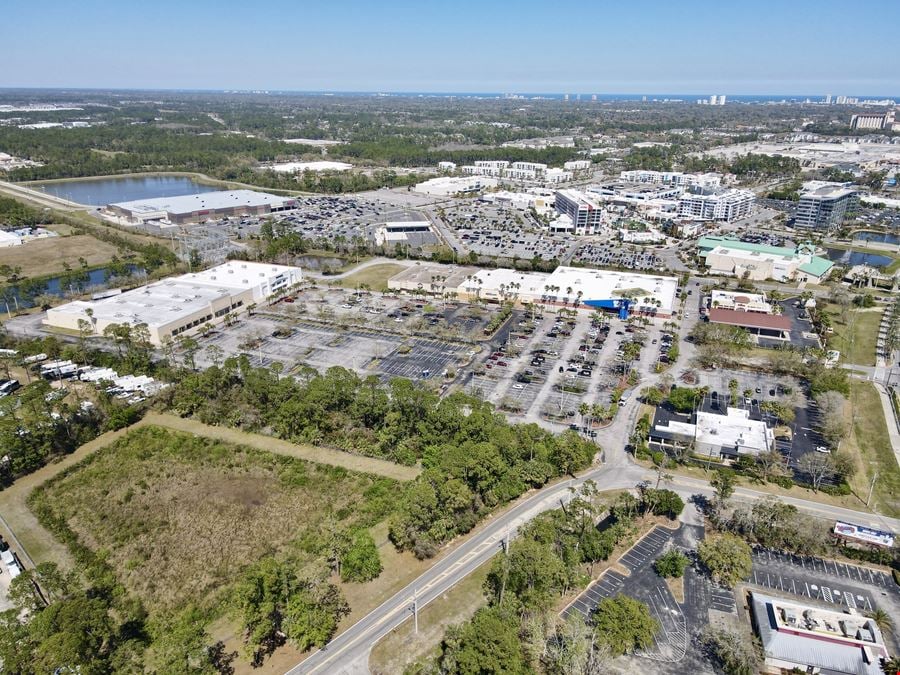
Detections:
[30, 425, 399, 613]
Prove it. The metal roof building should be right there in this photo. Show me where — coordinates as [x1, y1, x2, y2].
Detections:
[750, 591, 888, 675]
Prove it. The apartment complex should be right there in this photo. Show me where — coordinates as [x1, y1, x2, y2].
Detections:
[462, 160, 572, 184]
[677, 188, 755, 222]
[795, 181, 860, 229]
[553, 189, 606, 234]
[850, 109, 895, 131]
[619, 170, 722, 190]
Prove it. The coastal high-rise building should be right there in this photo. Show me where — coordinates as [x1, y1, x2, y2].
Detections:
[850, 110, 895, 131]
[825, 94, 833, 104]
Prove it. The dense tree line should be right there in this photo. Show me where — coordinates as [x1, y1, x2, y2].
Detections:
[0, 196, 52, 228]
[165, 358, 598, 557]
[0, 125, 307, 181]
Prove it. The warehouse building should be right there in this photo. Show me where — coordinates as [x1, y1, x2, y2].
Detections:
[44, 261, 302, 346]
[106, 190, 298, 225]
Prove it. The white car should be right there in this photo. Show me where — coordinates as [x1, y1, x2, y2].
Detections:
[815, 446, 831, 454]
[512, 383, 525, 390]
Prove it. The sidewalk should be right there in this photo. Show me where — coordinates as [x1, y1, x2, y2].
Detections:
[873, 383, 900, 470]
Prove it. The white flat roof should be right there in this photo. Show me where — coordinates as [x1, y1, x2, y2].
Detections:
[470, 268, 550, 297]
[49, 282, 235, 329]
[47, 262, 301, 330]
[695, 408, 773, 451]
[267, 161, 352, 173]
[546, 266, 679, 312]
[110, 190, 293, 215]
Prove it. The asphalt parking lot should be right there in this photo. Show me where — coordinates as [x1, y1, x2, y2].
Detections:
[572, 241, 664, 272]
[379, 338, 466, 380]
[443, 201, 575, 261]
[563, 524, 692, 664]
[750, 547, 899, 610]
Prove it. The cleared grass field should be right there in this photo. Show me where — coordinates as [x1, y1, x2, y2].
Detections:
[846, 382, 900, 518]
[29, 425, 401, 614]
[0, 233, 120, 277]
[825, 306, 883, 366]
[335, 263, 407, 292]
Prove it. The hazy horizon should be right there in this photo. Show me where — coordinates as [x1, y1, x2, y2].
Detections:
[5, 0, 899, 94]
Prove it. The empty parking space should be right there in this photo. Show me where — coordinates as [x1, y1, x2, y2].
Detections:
[748, 547, 899, 615]
[619, 527, 673, 571]
[709, 583, 738, 614]
[751, 548, 895, 589]
[378, 338, 466, 380]
[562, 569, 627, 621]
[749, 568, 875, 612]
[639, 586, 689, 663]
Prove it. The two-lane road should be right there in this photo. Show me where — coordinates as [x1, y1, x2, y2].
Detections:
[287, 454, 899, 674]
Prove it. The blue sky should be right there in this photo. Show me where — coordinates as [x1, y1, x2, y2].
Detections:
[4, 0, 898, 94]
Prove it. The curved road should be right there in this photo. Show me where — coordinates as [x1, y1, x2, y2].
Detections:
[288, 408, 900, 674]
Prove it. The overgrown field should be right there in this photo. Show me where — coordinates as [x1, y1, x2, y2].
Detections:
[29, 425, 399, 614]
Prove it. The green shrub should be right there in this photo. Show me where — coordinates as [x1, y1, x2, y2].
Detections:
[654, 550, 689, 578]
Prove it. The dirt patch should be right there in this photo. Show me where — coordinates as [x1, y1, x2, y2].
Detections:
[665, 575, 684, 603]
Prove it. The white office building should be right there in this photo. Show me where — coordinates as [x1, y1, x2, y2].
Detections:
[795, 181, 860, 229]
[652, 406, 775, 459]
[564, 159, 592, 171]
[553, 189, 606, 234]
[619, 170, 722, 190]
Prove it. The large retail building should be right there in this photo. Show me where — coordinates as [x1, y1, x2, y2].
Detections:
[105, 190, 298, 225]
[388, 264, 678, 318]
[44, 261, 302, 345]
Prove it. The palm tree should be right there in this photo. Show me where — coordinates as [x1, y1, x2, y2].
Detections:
[578, 401, 590, 428]
[869, 608, 894, 636]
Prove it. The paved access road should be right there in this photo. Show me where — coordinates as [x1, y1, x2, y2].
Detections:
[287, 448, 900, 674]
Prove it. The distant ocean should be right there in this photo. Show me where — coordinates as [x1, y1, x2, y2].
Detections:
[246, 91, 899, 103]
